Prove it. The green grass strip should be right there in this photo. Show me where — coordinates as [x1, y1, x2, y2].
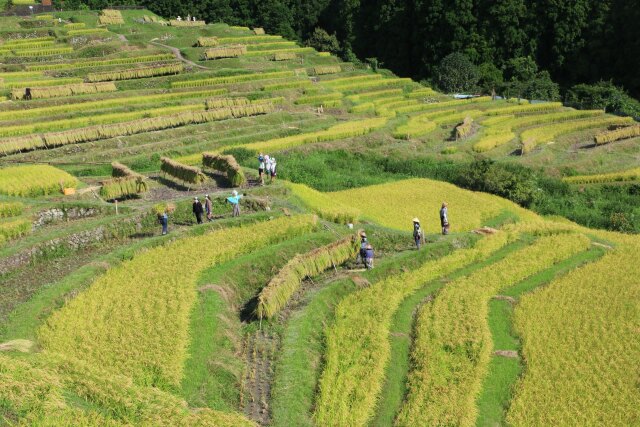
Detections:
[371, 237, 531, 426]
[269, 235, 473, 427]
[475, 246, 605, 426]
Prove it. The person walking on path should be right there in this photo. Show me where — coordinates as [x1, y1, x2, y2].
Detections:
[365, 244, 374, 270]
[270, 157, 277, 183]
[357, 231, 368, 267]
[193, 196, 204, 224]
[160, 210, 169, 235]
[440, 202, 449, 235]
[413, 218, 425, 249]
[228, 190, 242, 217]
[204, 194, 213, 221]
[258, 153, 265, 185]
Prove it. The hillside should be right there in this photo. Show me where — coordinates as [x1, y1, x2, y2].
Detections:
[0, 9, 639, 426]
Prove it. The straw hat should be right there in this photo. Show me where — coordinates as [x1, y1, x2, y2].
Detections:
[412, 218, 420, 223]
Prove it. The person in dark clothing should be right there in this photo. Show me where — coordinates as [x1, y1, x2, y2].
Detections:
[193, 196, 204, 224]
[413, 218, 425, 249]
[358, 231, 368, 267]
[440, 202, 449, 235]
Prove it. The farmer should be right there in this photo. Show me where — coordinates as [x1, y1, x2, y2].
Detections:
[228, 190, 242, 217]
[270, 157, 277, 183]
[365, 244, 374, 270]
[258, 153, 265, 185]
[192, 196, 204, 224]
[265, 154, 272, 180]
[358, 231, 368, 267]
[204, 194, 213, 221]
[412, 218, 425, 249]
[160, 210, 169, 235]
[440, 202, 449, 235]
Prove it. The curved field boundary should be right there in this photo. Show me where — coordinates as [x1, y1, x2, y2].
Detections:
[38, 215, 317, 389]
[506, 240, 640, 425]
[313, 231, 513, 426]
[396, 232, 590, 426]
[270, 236, 471, 427]
[475, 246, 605, 426]
[371, 237, 533, 426]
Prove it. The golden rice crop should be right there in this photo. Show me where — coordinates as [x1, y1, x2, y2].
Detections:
[99, 176, 148, 199]
[594, 124, 640, 145]
[41, 104, 272, 148]
[0, 135, 46, 155]
[203, 45, 247, 59]
[396, 233, 590, 426]
[202, 152, 246, 186]
[505, 236, 640, 426]
[67, 28, 110, 36]
[0, 164, 78, 196]
[271, 51, 297, 61]
[171, 70, 295, 88]
[86, 63, 183, 82]
[329, 178, 538, 233]
[0, 354, 255, 426]
[11, 82, 116, 100]
[314, 231, 514, 426]
[261, 79, 311, 91]
[455, 116, 474, 139]
[39, 215, 317, 388]
[0, 70, 43, 79]
[64, 22, 86, 29]
[0, 104, 204, 138]
[392, 96, 493, 115]
[205, 96, 250, 109]
[520, 115, 635, 154]
[253, 27, 266, 35]
[5, 77, 83, 89]
[26, 53, 174, 71]
[295, 92, 343, 106]
[247, 41, 299, 51]
[10, 46, 73, 57]
[406, 87, 438, 98]
[0, 87, 226, 122]
[217, 35, 283, 44]
[1, 36, 54, 44]
[111, 161, 142, 178]
[317, 51, 331, 57]
[484, 101, 563, 116]
[472, 130, 516, 152]
[161, 157, 207, 184]
[285, 181, 360, 224]
[98, 9, 124, 25]
[243, 47, 314, 57]
[1, 40, 55, 49]
[345, 88, 403, 103]
[392, 113, 438, 139]
[169, 19, 206, 27]
[0, 217, 31, 244]
[562, 167, 640, 184]
[196, 36, 218, 47]
[0, 201, 24, 217]
[311, 65, 342, 75]
[256, 235, 357, 319]
[224, 117, 388, 154]
[349, 102, 375, 113]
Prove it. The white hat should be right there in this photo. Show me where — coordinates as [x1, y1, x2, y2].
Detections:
[412, 218, 420, 223]
[232, 190, 238, 196]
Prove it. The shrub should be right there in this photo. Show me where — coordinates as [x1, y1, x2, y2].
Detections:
[436, 52, 479, 93]
[306, 27, 340, 54]
[565, 80, 640, 118]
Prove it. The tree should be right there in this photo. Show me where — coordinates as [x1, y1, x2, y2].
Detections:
[306, 27, 340, 54]
[435, 52, 479, 93]
[477, 62, 503, 93]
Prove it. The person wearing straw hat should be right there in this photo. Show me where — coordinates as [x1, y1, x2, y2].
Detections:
[412, 218, 425, 249]
[357, 231, 368, 267]
[440, 202, 449, 235]
[204, 194, 213, 221]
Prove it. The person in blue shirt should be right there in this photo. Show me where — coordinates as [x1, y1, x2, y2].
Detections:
[365, 244, 374, 270]
[227, 190, 242, 217]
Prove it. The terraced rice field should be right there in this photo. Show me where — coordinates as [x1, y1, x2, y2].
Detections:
[0, 8, 638, 427]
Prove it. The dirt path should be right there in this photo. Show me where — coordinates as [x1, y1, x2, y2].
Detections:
[241, 329, 279, 426]
[149, 39, 208, 70]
